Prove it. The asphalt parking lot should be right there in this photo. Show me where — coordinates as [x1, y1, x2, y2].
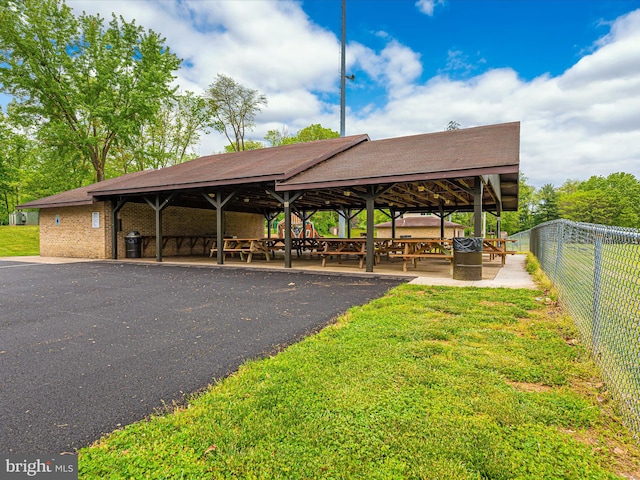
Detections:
[0, 260, 406, 454]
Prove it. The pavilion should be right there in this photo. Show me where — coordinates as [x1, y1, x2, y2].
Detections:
[18, 121, 520, 272]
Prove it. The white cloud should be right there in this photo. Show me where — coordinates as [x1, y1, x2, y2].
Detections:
[347, 9, 640, 188]
[349, 40, 422, 97]
[415, 0, 445, 17]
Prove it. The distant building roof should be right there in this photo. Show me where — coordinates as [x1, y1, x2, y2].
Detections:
[375, 216, 466, 228]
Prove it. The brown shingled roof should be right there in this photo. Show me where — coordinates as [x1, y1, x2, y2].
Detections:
[277, 122, 520, 190]
[18, 122, 520, 213]
[17, 170, 152, 209]
[375, 216, 465, 228]
[88, 134, 369, 196]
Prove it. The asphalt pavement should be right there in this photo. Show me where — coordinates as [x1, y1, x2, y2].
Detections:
[0, 260, 406, 454]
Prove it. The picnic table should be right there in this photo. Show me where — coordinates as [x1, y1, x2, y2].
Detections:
[482, 238, 517, 266]
[265, 237, 321, 257]
[387, 238, 453, 272]
[312, 238, 368, 268]
[209, 238, 271, 263]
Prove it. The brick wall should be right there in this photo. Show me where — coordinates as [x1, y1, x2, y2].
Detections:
[117, 204, 264, 258]
[40, 202, 264, 259]
[40, 204, 111, 258]
[376, 226, 465, 238]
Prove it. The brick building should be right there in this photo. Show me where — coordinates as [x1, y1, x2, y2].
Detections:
[375, 214, 466, 238]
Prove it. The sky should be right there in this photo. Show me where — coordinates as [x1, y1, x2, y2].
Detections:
[23, 1, 640, 187]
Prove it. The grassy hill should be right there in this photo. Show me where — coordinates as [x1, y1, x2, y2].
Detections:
[0, 225, 39, 256]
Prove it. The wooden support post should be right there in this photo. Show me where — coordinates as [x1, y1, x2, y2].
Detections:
[284, 192, 292, 268]
[474, 178, 483, 238]
[365, 190, 375, 272]
[111, 198, 127, 259]
[201, 191, 235, 265]
[143, 193, 174, 262]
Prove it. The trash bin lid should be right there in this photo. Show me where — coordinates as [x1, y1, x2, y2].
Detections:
[125, 231, 141, 238]
[453, 237, 483, 252]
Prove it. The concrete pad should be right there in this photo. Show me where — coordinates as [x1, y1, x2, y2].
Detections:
[3, 253, 537, 289]
[409, 254, 537, 289]
[1, 256, 100, 264]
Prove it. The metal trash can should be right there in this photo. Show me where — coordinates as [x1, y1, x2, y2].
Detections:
[452, 237, 483, 280]
[125, 231, 142, 258]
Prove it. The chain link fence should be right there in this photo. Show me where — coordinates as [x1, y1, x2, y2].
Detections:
[510, 220, 640, 437]
[505, 230, 530, 253]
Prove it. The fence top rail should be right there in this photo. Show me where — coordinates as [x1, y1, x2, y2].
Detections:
[511, 219, 640, 243]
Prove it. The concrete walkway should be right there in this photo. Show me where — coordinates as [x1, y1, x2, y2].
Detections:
[4, 253, 538, 289]
[409, 254, 537, 289]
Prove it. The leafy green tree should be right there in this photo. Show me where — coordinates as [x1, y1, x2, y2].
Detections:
[265, 126, 292, 147]
[532, 183, 560, 225]
[494, 173, 535, 234]
[559, 189, 616, 225]
[295, 124, 340, 142]
[0, 110, 40, 223]
[223, 139, 264, 153]
[206, 74, 267, 152]
[0, 0, 181, 182]
[558, 173, 640, 227]
[109, 91, 212, 174]
[266, 124, 339, 147]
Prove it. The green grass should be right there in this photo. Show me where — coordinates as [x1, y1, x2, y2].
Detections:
[0, 225, 39, 256]
[79, 283, 640, 479]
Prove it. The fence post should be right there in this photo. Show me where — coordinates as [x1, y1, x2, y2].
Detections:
[592, 226, 603, 357]
[553, 221, 564, 284]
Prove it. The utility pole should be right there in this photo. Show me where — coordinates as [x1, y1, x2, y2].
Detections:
[340, 0, 347, 137]
[339, 0, 347, 236]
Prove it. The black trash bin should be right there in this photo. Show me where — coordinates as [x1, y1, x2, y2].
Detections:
[452, 237, 483, 280]
[125, 231, 142, 258]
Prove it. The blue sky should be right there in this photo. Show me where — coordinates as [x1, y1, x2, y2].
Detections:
[10, 1, 640, 187]
[303, 1, 640, 114]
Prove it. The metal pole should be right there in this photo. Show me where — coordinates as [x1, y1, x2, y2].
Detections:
[338, 0, 347, 238]
[340, 0, 346, 137]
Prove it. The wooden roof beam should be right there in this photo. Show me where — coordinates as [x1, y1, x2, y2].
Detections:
[434, 180, 470, 204]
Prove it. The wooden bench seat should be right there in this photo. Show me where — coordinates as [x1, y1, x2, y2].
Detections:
[388, 253, 453, 272]
[309, 250, 367, 268]
[483, 250, 517, 265]
[210, 239, 270, 263]
[388, 253, 453, 259]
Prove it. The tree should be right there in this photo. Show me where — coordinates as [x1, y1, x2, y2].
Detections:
[265, 124, 339, 147]
[446, 120, 461, 131]
[0, 109, 40, 223]
[532, 183, 560, 225]
[560, 189, 616, 225]
[206, 74, 267, 152]
[109, 91, 212, 174]
[265, 126, 292, 147]
[491, 173, 534, 234]
[295, 124, 340, 143]
[558, 173, 640, 227]
[0, 0, 181, 182]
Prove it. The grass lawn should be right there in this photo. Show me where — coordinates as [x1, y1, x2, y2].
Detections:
[0, 225, 39, 256]
[79, 273, 640, 478]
